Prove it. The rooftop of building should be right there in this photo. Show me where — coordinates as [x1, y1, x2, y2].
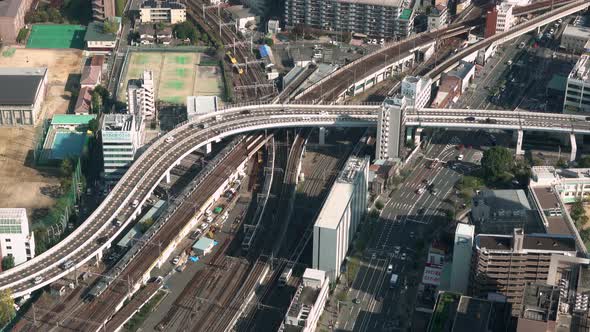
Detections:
[138, 24, 155, 35]
[497, 2, 514, 13]
[474, 189, 532, 211]
[562, 24, 590, 39]
[187, 95, 218, 117]
[74, 86, 92, 114]
[569, 54, 589, 82]
[315, 156, 368, 230]
[452, 296, 494, 332]
[336, 0, 404, 8]
[192, 237, 215, 251]
[226, 5, 257, 19]
[447, 61, 475, 80]
[399, 8, 413, 20]
[51, 114, 96, 126]
[0, 67, 47, 106]
[103, 113, 133, 131]
[81, 64, 102, 86]
[520, 283, 559, 322]
[90, 55, 105, 67]
[286, 269, 326, 324]
[141, 0, 185, 9]
[0, 208, 27, 220]
[0, 0, 23, 18]
[85, 19, 120, 42]
[476, 232, 576, 253]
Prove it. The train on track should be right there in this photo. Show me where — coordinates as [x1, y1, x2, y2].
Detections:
[226, 51, 244, 75]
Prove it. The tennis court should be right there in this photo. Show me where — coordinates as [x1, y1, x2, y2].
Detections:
[26, 24, 86, 49]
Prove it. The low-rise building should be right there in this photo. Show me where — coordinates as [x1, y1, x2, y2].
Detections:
[138, 24, 155, 45]
[157, 26, 173, 44]
[0, 0, 33, 42]
[446, 61, 475, 94]
[74, 86, 93, 115]
[428, 5, 448, 31]
[80, 63, 103, 88]
[0, 67, 48, 126]
[140, 0, 186, 24]
[561, 15, 590, 53]
[564, 54, 590, 113]
[431, 75, 462, 108]
[192, 237, 215, 256]
[85, 19, 120, 53]
[92, 0, 115, 21]
[516, 283, 560, 332]
[226, 5, 258, 32]
[313, 155, 369, 281]
[186, 96, 218, 119]
[0, 208, 35, 267]
[280, 269, 329, 332]
[267, 19, 280, 34]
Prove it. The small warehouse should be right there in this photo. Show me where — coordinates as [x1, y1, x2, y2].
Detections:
[192, 237, 216, 256]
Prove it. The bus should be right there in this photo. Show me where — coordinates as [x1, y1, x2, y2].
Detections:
[389, 273, 398, 288]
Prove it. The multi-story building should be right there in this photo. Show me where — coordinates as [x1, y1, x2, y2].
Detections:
[139, 0, 186, 24]
[564, 54, 590, 113]
[284, 0, 414, 39]
[428, 4, 448, 31]
[0, 67, 48, 126]
[401, 75, 432, 109]
[92, 0, 115, 21]
[280, 269, 329, 332]
[0, 0, 33, 42]
[376, 96, 406, 160]
[313, 155, 369, 281]
[101, 112, 144, 185]
[451, 223, 474, 295]
[127, 71, 156, 120]
[85, 19, 120, 53]
[560, 15, 590, 53]
[495, 3, 514, 33]
[0, 208, 35, 267]
[470, 228, 577, 315]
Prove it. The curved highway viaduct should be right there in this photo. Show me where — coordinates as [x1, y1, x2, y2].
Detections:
[2, 103, 590, 297]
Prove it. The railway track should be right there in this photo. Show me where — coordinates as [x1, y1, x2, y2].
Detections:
[45, 137, 264, 331]
[185, 0, 275, 101]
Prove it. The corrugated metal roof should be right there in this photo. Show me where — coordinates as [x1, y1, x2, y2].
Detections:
[51, 114, 97, 125]
[259, 45, 272, 58]
[192, 237, 215, 251]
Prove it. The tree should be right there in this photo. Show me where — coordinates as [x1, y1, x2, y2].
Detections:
[155, 22, 166, 31]
[60, 158, 74, 177]
[556, 158, 567, 168]
[0, 289, 15, 326]
[91, 91, 103, 114]
[1, 256, 14, 271]
[579, 156, 590, 168]
[88, 118, 99, 134]
[481, 146, 514, 181]
[174, 21, 197, 42]
[375, 200, 384, 210]
[264, 37, 274, 46]
[103, 18, 119, 34]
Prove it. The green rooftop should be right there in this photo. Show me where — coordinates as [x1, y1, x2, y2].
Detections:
[547, 74, 567, 92]
[84, 18, 120, 42]
[51, 114, 96, 126]
[400, 8, 413, 20]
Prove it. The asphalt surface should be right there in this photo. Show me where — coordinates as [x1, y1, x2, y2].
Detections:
[334, 130, 485, 332]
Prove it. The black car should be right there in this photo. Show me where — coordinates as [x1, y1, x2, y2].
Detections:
[485, 118, 497, 124]
[465, 116, 476, 121]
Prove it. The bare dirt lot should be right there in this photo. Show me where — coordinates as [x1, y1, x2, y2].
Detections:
[0, 47, 83, 216]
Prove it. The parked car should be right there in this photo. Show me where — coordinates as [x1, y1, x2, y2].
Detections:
[33, 276, 44, 284]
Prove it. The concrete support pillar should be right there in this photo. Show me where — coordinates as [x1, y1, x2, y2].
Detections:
[570, 133, 577, 162]
[414, 127, 423, 147]
[514, 129, 524, 155]
[319, 127, 326, 145]
[205, 142, 212, 154]
[95, 250, 103, 264]
[165, 170, 171, 183]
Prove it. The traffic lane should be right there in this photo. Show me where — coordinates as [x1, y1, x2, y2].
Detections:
[354, 258, 392, 332]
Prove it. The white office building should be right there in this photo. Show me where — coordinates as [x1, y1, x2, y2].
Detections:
[0, 208, 35, 267]
[564, 54, 590, 113]
[280, 269, 330, 332]
[127, 70, 155, 120]
[401, 75, 432, 110]
[495, 3, 514, 33]
[102, 113, 144, 185]
[313, 156, 369, 281]
[376, 96, 407, 160]
[450, 223, 474, 295]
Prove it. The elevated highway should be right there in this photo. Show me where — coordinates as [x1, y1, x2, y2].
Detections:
[427, 0, 590, 81]
[4, 103, 590, 297]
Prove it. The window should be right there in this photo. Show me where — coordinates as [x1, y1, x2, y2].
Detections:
[5, 239, 10, 242]
[6, 246, 11, 250]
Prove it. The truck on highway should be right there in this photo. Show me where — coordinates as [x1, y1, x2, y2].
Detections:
[390, 273, 399, 288]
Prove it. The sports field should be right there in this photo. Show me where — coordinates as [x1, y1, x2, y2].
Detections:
[119, 51, 224, 105]
[26, 24, 86, 49]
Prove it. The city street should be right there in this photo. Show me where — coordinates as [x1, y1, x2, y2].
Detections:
[334, 130, 487, 331]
